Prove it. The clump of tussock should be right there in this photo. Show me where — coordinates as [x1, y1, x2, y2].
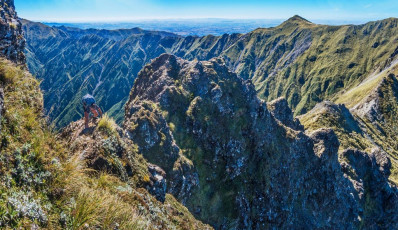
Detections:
[97, 114, 118, 136]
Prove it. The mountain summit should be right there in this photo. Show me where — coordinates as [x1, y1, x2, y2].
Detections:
[286, 15, 312, 24]
[278, 15, 314, 28]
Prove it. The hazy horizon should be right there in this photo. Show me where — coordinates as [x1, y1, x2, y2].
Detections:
[38, 17, 373, 36]
[35, 17, 372, 24]
[16, 0, 398, 23]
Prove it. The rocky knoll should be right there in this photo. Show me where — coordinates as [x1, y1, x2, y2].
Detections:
[124, 54, 398, 229]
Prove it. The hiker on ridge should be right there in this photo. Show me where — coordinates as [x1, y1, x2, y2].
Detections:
[82, 94, 103, 129]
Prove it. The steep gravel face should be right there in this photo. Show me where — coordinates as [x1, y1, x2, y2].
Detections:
[124, 54, 398, 229]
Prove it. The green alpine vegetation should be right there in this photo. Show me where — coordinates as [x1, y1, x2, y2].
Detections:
[23, 15, 398, 187]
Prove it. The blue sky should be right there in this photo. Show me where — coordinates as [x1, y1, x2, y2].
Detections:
[15, 0, 398, 22]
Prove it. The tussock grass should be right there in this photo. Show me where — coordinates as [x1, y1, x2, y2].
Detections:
[54, 155, 148, 230]
[65, 185, 146, 230]
[97, 114, 117, 136]
[0, 59, 146, 229]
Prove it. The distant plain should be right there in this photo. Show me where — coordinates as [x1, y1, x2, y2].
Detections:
[44, 18, 369, 36]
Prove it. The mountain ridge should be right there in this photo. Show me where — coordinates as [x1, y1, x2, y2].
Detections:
[278, 15, 314, 28]
[24, 15, 398, 128]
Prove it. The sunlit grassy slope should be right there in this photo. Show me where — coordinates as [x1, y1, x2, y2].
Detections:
[222, 17, 398, 116]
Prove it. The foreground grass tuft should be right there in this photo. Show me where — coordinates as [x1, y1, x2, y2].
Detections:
[97, 114, 118, 136]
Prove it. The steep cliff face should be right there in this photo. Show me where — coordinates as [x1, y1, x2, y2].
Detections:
[0, 0, 24, 64]
[124, 54, 398, 229]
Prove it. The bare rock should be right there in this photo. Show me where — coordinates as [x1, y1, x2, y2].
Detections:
[147, 164, 167, 202]
[267, 97, 304, 131]
[0, 0, 25, 64]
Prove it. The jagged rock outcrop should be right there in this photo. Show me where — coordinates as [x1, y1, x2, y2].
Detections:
[0, 0, 24, 64]
[124, 54, 398, 229]
[340, 148, 398, 229]
[124, 99, 199, 204]
[22, 19, 241, 128]
[0, 0, 24, 131]
[59, 119, 166, 200]
[300, 92, 398, 228]
[147, 164, 167, 202]
[316, 64, 398, 181]
[267, 97, 303, 130]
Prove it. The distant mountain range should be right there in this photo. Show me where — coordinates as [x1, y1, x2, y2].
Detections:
[43, 19, 284, 36]
[23, 18, 242, 127]
[23, 16, 398, 126]
[42, 18, 371, 36]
